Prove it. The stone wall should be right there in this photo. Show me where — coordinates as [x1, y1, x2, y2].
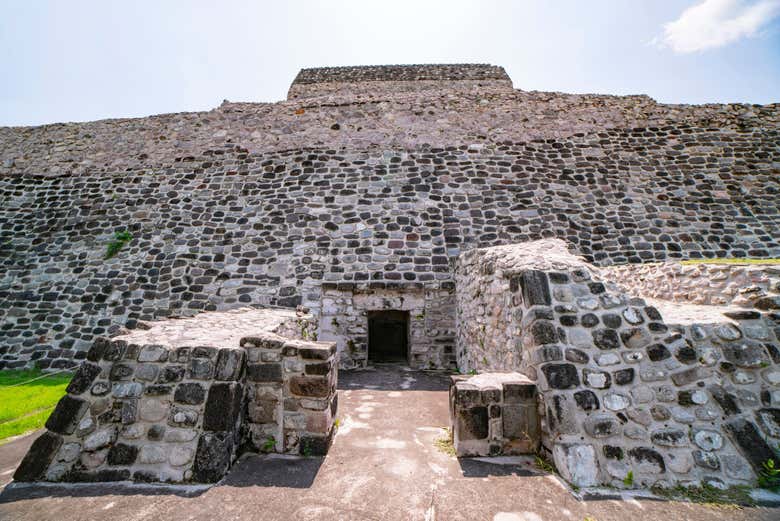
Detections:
[1, 64, 779, 368]
[601, 262, 780, 308]
[2, 123, 778, 369]
[13, 308, 338, 484]
[455, 239, 780, 489]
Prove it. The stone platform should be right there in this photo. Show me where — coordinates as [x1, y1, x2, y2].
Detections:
[13, 307, 338, 484]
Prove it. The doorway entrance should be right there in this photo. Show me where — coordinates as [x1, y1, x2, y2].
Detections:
[368, 310, 409, 363]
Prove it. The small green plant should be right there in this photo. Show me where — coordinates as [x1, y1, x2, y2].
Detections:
[758, 458, 780, 491]
[302, 443, 313, 457]
[534, 454, 556, 474]
[434, 428, 456, 457]
[261, 437, 276, 452]
[468, 369, 477, 375]
[105, 230, 132, 259]
[622, 470, 634, 487]
[334, 418, 341, 428]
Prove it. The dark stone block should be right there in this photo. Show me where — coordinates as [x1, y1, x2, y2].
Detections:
[86, 338, 109, 362]
[299, 347, 334, 360]
[628, 447, 665, 473]
[289, 376, 330, 397]
[603, 445, 623, 460]
[518, 270, 551, 306]
[647, 343, 670, 361]
[107, 443, 138, 465]
[724, 310, 760, 320]
[548, 272, 569, 284]
[102, 341, 126, 362]
[592, 329, 619, 350]
[158, 365, 185, 383]
[214, 348, 245, 381]
[246, 363, 283, 382]
[559, 315, 578, 327]
[584, 415, 620, 437]
[565, 348, 589, 364]
[203, 382, 243, 432]
[66, 363, 102, 394]
[574, 390, 600, 411]
[457, 406, 488, 440]
[503, 403, 536, 440]
[613, 368, 635, 386]
[145, 384, 173, 396]
[581, 313, 599, 328]
[724, 418, 777, 471]
[530, 321, 558, 345]
[721, 341, 769, 368]
[671, 367, 707, 387]
[148, 424, 165, 441]
[675, 345, 697, 364]
[174, 383, 206, 405]
[45, 395, 88, 435]
[455, 385, 482, 408]
[13, 431, 63, 481]
[541, 363, 579, 389]
[602, 314, 621, 329]
[305, 362, 331, 376]
[644, 307, 662, 321]
[109, 363, 134, 381]
[503, 382, 537, 403]
[489, 404, 501, 418]
[192, 432, 235, 483]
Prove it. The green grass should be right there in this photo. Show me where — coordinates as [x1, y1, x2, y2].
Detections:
[680, 258, 780, 265]
[0, 369, 72, 442]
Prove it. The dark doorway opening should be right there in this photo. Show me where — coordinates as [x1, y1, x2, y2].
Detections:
[368, 310, 409, 363]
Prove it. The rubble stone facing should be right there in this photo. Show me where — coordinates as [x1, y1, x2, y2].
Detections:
[603, 263, 780, 307]
[1, 65, 779, 370]
[13, 308, 337, 484]
[455, 239, 780, 489]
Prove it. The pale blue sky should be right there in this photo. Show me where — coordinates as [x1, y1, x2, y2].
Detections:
[1, 0, 778, 126]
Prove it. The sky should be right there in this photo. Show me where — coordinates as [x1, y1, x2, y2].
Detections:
[0, 0, 778, 127]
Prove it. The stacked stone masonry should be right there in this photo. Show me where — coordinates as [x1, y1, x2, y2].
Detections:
[13, 308, 338, 484]
[449, 372, 539, 457]
[2, 64, 780, 491]
[455, 239, 780, 488]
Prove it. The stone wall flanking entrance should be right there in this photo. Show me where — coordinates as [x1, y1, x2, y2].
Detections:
[317, 283, 456, 369]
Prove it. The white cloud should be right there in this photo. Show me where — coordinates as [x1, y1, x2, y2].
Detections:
[654, 0, 780, 53]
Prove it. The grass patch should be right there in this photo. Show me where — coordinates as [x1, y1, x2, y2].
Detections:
[434, 428, 456, 457]
[105, 230, 132, 259]
[0, 369, 71, 442]
[534, 454, 556, 474]
[651, 484, 754, 508]
[680, 258, 780, 265]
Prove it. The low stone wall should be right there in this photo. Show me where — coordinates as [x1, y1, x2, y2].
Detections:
[13, 308, 337, 484]
[601, 262, 780, 308]
[454, 239, 780, 489]
[449, 373, 538, 457]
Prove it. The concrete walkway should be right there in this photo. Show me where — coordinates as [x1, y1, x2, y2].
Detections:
[1, 366, 778, 521]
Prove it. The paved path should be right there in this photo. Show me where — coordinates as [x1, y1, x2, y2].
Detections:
[1, 366, 778, 521]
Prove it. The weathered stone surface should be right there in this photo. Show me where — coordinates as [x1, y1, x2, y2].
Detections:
[246, 363, 283, 383]
[573, 390, 599, 411]
[583, 415, 620, 438]
[174, 383, 206, 405]
[202, 383, 243, 431]
[45, 396, 89, 435]
[724, 417, 777, 471]
[457, 407, 489, 440]
[13, 432, 63, 481]
[516, 270, 551, 306]
[628, 447, 665, 474]
[755, 408, 780, 438]
[66, 364, 102, 395]
[541, 364, 579, 389]
[553, 443, 599, 487]
[289, 376, 330, 397]
[215, 348, 245, 381]
[107, 443, 138, 466]
[650, 428, 688, 447]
